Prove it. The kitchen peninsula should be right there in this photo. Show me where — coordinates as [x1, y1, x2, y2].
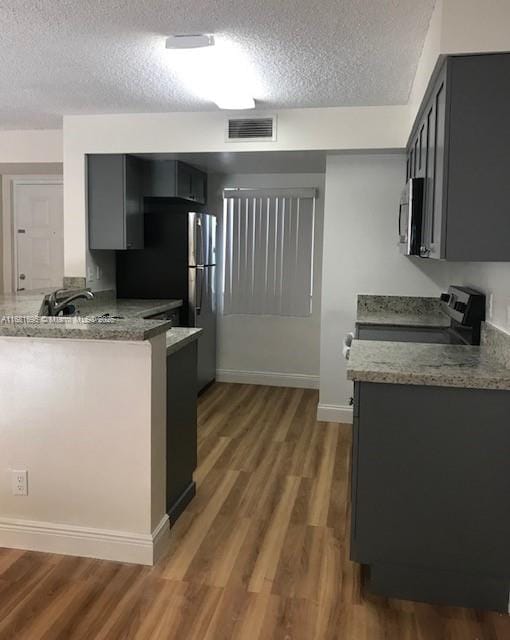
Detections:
[0, 290, 201, 565]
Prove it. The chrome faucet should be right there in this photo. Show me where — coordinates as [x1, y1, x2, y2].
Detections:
[40, 288, 94, 317]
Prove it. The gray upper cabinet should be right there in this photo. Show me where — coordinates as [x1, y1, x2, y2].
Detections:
[88, 154, 145, 250]
[407, 53, 510, 261]
[144, 160, 207, 205]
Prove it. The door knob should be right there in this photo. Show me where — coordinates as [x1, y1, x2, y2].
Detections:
[19, 274, 26, 280]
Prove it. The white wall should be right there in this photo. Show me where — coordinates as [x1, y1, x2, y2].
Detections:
[63, 106, 408, 282]
[441, 0, 510, 55]
[210, 172, 324, 388]
[318, 153, 454, 422]
[0, 130, 62, 164]
[0, 335, 167, 564]
[408, 0, 444, 127]
[408, 0, 510, 127]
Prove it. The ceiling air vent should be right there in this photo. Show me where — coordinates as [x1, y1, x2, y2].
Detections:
[226, 116, 277, 142]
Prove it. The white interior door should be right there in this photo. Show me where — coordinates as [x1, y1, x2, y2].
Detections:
[14, 182, 64, 292]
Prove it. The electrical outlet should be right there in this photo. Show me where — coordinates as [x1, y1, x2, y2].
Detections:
[96, 266, 102, 281]
[487, 294, 494, 320]
[11, 470, 28, 496]
[87, 266, 95, 282]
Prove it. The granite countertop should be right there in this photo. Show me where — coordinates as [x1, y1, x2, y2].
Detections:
[166, 328, 203, 356]
[349, 295, 510, 391]
[0, 290, 182, 341]
[347, 340, 510, 390]
[356, 294, 450, 328]
[0, 316, 172, 341]
[74, 297, 183, 319]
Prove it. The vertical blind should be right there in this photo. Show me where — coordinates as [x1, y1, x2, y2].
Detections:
[222, 188, 316, 317]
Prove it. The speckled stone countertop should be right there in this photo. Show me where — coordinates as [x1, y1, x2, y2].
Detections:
[356, 294, 450, 328]
[347, 323, 510, 391]
[166, 328, 202, 356]
[0, 316, 172, 341]
[0, 290, 182, 341]
[73, 294, 183, 319]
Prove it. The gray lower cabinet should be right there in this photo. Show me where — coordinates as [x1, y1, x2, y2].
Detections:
[407, 53, 510, 261]
[351, 381, 510, 611]
[87, 154, 145, 250]
[166, 341, 198, 524]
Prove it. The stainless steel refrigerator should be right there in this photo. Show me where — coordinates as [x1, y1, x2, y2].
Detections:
[188, 212, 217, 391]
[116, 201, 217, 393]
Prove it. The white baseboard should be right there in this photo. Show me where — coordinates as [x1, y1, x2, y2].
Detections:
[317, 403, 353, 424]
[216, 368, 319, 389]
[152, 515, 171, 564]
[0, 514, 170, 566]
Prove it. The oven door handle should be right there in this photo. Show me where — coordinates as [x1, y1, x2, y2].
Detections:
[398, 202, 403, 240]
[342, 332, 355, 360]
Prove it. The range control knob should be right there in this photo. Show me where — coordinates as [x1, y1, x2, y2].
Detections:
[454, 301, 467, 313]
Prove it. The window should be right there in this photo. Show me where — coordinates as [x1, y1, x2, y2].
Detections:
[222, 188, 316, 317]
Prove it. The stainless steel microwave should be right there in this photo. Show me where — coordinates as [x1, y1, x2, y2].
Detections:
[398, 177, 424, 256]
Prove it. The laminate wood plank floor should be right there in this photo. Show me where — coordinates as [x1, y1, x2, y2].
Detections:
[0, 383, 508, 639]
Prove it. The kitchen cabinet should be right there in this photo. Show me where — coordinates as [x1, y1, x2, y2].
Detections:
[351, 381, 510, 611]
[144, 160, 207, 205]
[406, 53, 510, 261]
[87, 154, 145, 250]
[166, 341, 197, 524]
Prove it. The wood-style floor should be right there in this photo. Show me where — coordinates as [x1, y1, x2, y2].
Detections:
[0, 383, 508, 639]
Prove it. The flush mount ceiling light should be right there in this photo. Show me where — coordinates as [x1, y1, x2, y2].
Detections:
[164, 34, 257, 110]
[165, 34, 215, 50]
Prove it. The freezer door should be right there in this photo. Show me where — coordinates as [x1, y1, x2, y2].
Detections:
[202, 214, 217, 266]
[188, 212, 205, 267]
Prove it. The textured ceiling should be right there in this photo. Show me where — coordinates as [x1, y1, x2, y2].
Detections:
[0, 1, 435, 129]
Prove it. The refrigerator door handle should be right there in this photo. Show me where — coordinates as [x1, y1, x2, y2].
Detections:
[188, 212, 205, 267]
[196, 266, 204, 315]
[197, 217, 205, 267]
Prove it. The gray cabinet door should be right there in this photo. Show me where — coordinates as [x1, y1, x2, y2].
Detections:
[176, 162, 193, 201]
[353, 382, 510, 576]
[430, 75, 446, 259]
[421, 99, 435, 256]
[351, 382, 510, 612]
[407, 52, 510, 261]
[409, 63, 447, 259]
[87, 154, 144, 250]
[190, 166, 207, 204]
[125, 155, 144, 249]
[145, 160, 207, 205]
[143, 160, 177, 198]
[445, 53, 510, 260]
[166, 341, 198, 522]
